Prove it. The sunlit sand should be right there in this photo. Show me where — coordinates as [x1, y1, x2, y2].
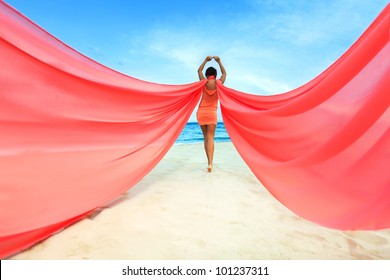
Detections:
[10, 142, 390, 260]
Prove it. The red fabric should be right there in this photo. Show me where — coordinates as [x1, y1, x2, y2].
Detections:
[0, 1, 389, 259]
[218, 3, 390, 230]
[0, 2, 204, 258]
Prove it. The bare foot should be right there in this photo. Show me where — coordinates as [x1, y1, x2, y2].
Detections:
[208, 165, 213, 173]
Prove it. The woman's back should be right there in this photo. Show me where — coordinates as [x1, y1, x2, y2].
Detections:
[206, 78, 216, 90]
[196, 55, 226, 173]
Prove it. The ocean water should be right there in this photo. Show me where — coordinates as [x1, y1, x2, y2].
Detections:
[175, 122, 230, 144]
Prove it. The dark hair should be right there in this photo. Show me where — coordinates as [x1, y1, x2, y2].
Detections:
[205, 67, 217, 78]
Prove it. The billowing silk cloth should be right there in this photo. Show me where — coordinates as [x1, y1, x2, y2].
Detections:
[0, 2, 389, 258]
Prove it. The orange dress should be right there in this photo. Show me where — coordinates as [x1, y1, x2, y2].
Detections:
[196, 79, 218, 125]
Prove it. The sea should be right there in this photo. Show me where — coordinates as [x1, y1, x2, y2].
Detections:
[175, 122, 230, 145]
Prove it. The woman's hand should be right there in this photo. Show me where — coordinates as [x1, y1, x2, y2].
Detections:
[213, 56, 220, 62]
[206, 56, 213, 61]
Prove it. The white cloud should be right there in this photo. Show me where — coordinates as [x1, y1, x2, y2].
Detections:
[148, 31, 206, 70]
[109, 0, 389, 93]
[230, 74, 291, 95]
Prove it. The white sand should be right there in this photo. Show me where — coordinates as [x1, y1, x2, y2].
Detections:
[10, 142, 390, 260]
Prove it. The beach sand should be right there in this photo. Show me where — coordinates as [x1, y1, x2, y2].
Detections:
[10, 142, 390, 260]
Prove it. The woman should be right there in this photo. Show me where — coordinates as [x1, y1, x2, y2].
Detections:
[197, 56, 227, 172]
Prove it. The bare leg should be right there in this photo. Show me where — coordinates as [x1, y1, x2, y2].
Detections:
[200, 125, 209, 167]
[206, 124, 216, 172]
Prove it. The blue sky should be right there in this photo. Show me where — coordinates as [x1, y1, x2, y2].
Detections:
[4, 0, 389, 121]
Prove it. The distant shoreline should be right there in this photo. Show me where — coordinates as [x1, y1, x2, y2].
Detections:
[176, 122, 230, 145]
